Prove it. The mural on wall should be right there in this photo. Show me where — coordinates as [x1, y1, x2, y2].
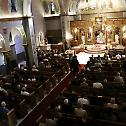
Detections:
[41, 0, 60, 16]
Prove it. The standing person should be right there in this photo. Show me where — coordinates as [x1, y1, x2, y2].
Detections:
[70, 55, 80, 75]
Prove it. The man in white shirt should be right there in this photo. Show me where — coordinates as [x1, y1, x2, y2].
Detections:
[93, 82, 103, 88]
[77, 94, 89, 105]
[21, 87, 30, 96]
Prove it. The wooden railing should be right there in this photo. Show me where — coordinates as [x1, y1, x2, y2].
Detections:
[17, 72, 74, 126]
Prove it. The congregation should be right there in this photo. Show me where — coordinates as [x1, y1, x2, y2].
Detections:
[1, 47, 126, 126]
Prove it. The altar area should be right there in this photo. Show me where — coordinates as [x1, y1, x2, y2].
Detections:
[70, 17, 126, 48]
[70, 43, 125, 65]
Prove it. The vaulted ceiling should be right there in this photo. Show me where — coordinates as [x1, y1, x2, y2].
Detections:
[41, 0, 126, 16]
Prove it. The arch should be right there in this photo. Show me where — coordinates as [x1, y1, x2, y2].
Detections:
[10, 27, 26, 55]
[10, 27, 26, 45]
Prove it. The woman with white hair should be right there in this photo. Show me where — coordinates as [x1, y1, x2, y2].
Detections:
[0, 101, 9, 121]
[60, 99, 74, 114]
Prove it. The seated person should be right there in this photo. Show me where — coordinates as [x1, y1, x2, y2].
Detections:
[97, 55, 102, 63]
[38, 61, 45, 70]
[0, 101, 9, 120]
[80, 78, 88, 87]
[45, 61, 51, 68]
[45, 113, 57, 126]
[93, 82, 103, 88]
[105, 97, 118, 109]
[77, 94, 89, 105]
[94, 61, 102, 67]
[32, 64, 38, 71]
[21, 87, 30, 96]
[0, 87, 8, 96]
[60, 99, 74, 114]
[94, 68, 105, 81]
[74, 102, 88, 122]
[113, 72, 124, 84]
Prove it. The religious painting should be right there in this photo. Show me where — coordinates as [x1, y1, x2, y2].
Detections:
[106, 25, 112, 44]
[94, 17, 105, 44]
[73, 28, 79, 40]
[114, 27, 120, 45]
[87, 27, 92, 43]
[80, 28, 85, 44]
[122, 25, 126, 46]
[41, 0, 60, 16]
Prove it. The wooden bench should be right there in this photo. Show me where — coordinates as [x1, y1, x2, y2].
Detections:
[7, 108, 17, 126]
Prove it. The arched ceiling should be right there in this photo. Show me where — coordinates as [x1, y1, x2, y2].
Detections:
[41, 0, 126, 16]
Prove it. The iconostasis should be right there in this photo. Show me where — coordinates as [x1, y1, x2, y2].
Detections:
[70, 18, 126, 46]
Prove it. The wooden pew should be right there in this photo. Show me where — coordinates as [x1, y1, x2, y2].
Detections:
[37, 85, 45, 101]
[7, 108, 17, 126]
[50, 74, 57, 88]
[69, 85, 126, 98]
[43, 79, 52, 94]
[87, 117, 126, 126]
[17, 99, 28, 118]
[19, 91, 37, 109]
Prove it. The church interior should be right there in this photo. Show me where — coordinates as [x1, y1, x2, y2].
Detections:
[0, 0, 126, 126]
